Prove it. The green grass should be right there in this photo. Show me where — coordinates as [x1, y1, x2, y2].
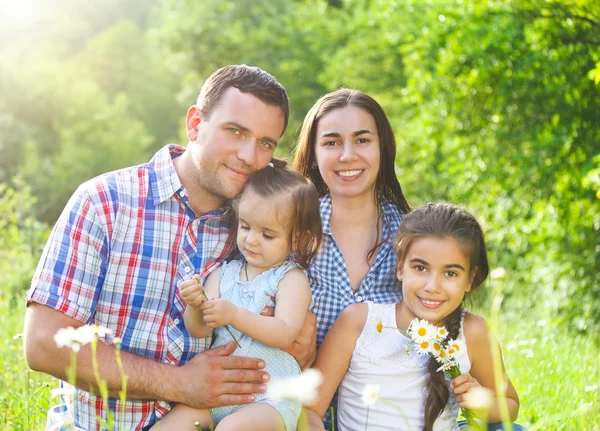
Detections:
[2, 294, 598, 430]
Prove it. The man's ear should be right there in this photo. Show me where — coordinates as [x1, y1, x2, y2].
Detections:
[186, 105, 203, 142]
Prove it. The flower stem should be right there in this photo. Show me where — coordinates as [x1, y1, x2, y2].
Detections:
[195, 276, 242, 348]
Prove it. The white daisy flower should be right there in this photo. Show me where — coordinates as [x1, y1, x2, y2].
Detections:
[462, 386, 494, 409]
[408, 319, 437, 343]
[435, 326, 449, 341]
[445, 338, 466, 360]
[430, 341, 443, 357]
[266, 369, 323, 404]
[54, 325, 112, 352]
[361, 384, 380, 406]
[414, 339, 433, 355]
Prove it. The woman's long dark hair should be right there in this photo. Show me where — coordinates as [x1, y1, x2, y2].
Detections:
[293, 88, 410, 262]
[393, 203, 489, 431]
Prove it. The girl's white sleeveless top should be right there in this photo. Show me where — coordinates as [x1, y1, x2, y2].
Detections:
[336, 302, 471, 431]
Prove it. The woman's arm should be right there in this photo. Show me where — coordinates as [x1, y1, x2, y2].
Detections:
[223, 268, 312, 348]
[453, 313, 520, 422]
[305, 303, 368, 421]
[182, 269, 221, 338]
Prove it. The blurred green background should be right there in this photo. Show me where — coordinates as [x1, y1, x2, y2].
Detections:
[2, 0, 598, 328]
[0, 0, 598, 428]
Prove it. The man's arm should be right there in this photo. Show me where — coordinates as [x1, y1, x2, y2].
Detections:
[24, 303, 269, 408]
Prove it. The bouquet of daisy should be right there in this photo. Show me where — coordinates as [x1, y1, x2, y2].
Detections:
[407, 318, 475, 426]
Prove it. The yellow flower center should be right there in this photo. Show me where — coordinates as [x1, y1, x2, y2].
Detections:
[376, 322, 383, 333]
[433, 342, 441, 351]
[420, 341, 429, 349]
[418, 327, 427, 336]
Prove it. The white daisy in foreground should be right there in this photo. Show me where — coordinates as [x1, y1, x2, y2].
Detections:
[54, 325, 113, 352]
[490, 267, 508, 280]
[462, 386, 494, 410]
[408, 318, 437, 343]
[361, 384, 380, 406]
[266, 369, 323, 404]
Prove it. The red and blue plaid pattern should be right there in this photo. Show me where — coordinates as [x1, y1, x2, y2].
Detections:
[27, 144, 236, 430]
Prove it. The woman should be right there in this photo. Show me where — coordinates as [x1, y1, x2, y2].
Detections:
[293, 88, 410, 349]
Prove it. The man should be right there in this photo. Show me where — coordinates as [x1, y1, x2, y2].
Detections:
[24, 65, 316, 430]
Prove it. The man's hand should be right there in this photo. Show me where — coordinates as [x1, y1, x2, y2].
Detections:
[200, 299, 238, 328]
[175, 342, 269, 408]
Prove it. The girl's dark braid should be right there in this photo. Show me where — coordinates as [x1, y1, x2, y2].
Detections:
[422, 305, 463, 431]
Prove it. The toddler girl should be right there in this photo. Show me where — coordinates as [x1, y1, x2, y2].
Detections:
[154, 160, 322, 430]
[306, 202, 520, 430]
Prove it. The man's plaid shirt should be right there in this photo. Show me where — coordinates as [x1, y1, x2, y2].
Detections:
[27, 144, 236, 430]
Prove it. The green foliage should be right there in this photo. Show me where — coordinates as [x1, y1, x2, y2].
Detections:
[156, 0, 600, 330]
[0, 180, 49, 298]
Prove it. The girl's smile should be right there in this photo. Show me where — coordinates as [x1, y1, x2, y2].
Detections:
[396, 236, 473, 328]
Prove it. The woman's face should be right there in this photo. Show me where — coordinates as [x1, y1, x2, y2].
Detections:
[314, 106, 381, 201]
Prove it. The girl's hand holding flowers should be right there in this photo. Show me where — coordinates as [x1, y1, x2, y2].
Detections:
[201, 299, 238, 328]
[450, 373, 484, 409]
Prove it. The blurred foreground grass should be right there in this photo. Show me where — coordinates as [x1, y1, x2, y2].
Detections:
[1, 294, 598, 430]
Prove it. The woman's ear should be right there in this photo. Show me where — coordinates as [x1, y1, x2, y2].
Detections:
[396, 267, 403, 281]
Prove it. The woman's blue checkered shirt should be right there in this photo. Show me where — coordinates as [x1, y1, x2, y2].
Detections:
[309, 194, 404, 348]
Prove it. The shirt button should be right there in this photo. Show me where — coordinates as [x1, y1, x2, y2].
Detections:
[356, 295, 363, 302]
[174, 318, 180, 325]
[184, 266, 191, 273]
[179, 190, 186, 197]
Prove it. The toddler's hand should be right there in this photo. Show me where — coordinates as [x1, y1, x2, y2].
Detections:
[450, 373, 484, 409]
[179, 276, 206, 308]
[201, 299, 238, 328]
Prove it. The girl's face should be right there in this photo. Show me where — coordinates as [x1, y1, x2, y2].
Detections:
[236, 188, 292, 272]
[314, 106, 381, 201]
[396, 236, 474, 328]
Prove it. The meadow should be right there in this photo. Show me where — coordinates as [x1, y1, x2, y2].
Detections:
[1, 289, 598, 430]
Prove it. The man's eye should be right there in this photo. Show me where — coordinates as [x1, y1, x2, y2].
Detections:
[260, 141, 274, 150]
[446, 271, 458, 277]
[228, 128, 241, 135]
[414, 265, 426, 272]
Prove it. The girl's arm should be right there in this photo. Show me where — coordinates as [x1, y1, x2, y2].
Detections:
[200, 268, 311, 349]
[235, 268, 311, 348]
[305, 303, 367, 423]
[182, 269, 221, 338]
[453, 313, 520, 422]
